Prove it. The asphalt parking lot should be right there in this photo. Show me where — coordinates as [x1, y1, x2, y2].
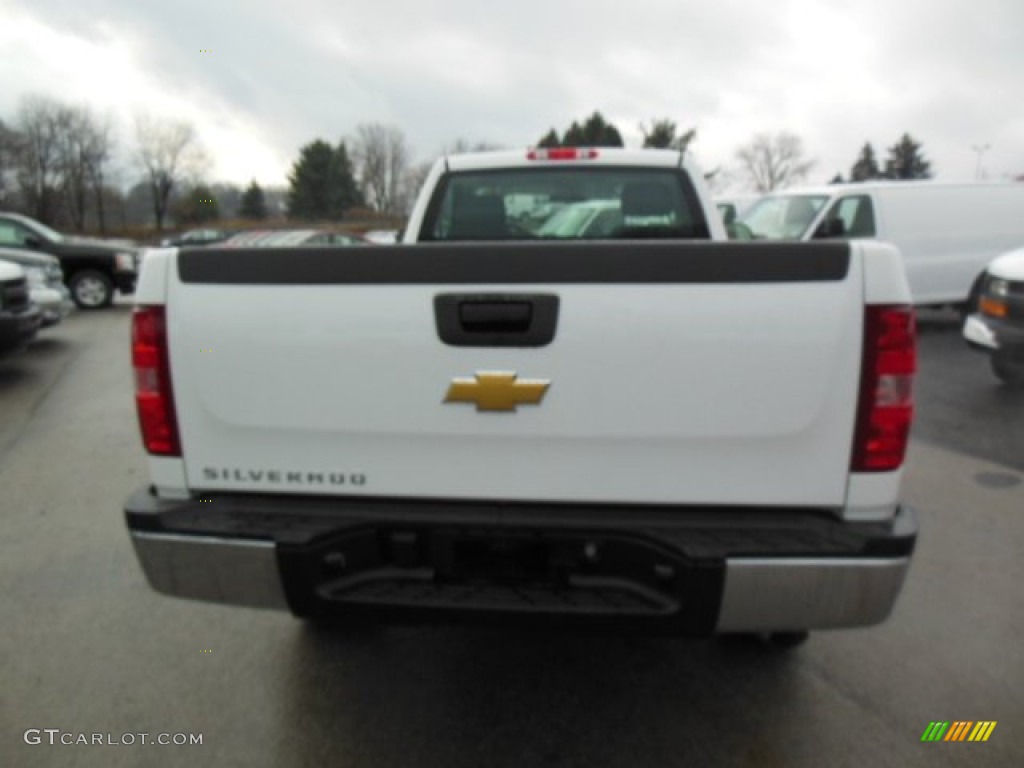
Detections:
[1, 304, 1021, 767]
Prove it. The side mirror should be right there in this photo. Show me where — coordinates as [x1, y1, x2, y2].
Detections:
[814, 218, 845, 239]
[24, 235, 42, 249]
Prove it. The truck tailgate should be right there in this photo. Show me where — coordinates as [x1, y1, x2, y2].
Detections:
[166, 242, 862, 507]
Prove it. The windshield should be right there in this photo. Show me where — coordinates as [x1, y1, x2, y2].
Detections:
[21, 216, 64, 243]
[422, 168, 707, 241]
[738, 195, 829, 239]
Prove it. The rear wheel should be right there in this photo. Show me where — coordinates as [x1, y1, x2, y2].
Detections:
[991, 352, 1024, 387]
[69, 270, 114, 309]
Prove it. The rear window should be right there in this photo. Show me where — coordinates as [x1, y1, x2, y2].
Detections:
[420, 168, 709, 241]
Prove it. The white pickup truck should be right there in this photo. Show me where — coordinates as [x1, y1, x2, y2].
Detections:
[125, 148, 918, 644]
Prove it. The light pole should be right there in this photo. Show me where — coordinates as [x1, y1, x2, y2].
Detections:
[971, 143, 991, 180]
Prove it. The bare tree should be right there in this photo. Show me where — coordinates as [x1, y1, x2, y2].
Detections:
[82, 114, 115, 233]
[735, 132, 816, 193]
[135, 115, 204, 230]
[13, 95, 65, 223]
[0, 118, 22, 206]
[4, 97, 117, 229]
[402, 161, 433, 213]
[351, 123, 410, 216]
[444, 138, 503, 154]
[54, 105, 95, 230]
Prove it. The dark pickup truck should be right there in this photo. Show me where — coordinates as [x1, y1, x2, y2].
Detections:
[0, 212, 139, 309]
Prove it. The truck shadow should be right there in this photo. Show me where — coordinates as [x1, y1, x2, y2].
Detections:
[0, 360, 32, 388]
[271, 624, 803, 767]
[26, 337, 70, 358]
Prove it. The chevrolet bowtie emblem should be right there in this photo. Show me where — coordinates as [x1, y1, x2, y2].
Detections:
[444, 371, 551, 412]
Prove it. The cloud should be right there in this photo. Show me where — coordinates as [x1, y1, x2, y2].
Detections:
[2, 0, 1022, 188]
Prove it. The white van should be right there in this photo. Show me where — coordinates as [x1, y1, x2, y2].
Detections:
[736, 182, 1024, 309]
[714, 195, 762, 223]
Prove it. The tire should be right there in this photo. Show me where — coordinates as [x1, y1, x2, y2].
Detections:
[991, 352, 1024, 387]
[69, 269, 114, 309]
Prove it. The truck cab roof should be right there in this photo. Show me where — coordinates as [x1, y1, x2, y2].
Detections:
[443, 147, 694, 172]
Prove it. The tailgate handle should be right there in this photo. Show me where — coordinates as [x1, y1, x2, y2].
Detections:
[434, 293, 560, 347]
[459, 301, 532, 333]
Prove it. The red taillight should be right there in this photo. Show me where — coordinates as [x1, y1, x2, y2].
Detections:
[132, 306, 181, 456]
[851, 305, 916, 472]
[526, 147, 600, 161]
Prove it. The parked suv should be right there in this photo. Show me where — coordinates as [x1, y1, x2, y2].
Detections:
[0, 260, 42, 356]
[0, 247, 73, 327]
[0, 212, 139, 309]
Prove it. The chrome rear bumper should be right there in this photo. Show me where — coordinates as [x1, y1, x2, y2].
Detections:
[130, 532, 288, 609]
[128, 498, 916, 632]
[717, 556, 911, 630]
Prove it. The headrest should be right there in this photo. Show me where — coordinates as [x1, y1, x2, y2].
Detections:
[621, 182, 674, 218]
[451, 195, 507, 238]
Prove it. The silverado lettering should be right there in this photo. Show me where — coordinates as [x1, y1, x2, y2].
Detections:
[201, 468, 366, 486]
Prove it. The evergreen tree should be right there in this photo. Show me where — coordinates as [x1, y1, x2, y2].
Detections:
[536, 129, 560, 148]
[829, 173, 845, 184]
[238, 179, 266, 220]
[578, 111, 624, 147]
[286, 139, 362, 220]
[328, 141, 362, 215]
[173, 183, 219, 225]
[561, 121, 587, 146]
[535, 112, 625, 148]
[287, 140, 333, 219]
[884, 134, 932, 180]
[849, 143, 881, 182]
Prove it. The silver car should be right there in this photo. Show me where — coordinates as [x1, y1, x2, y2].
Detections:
[0, 246, 73, 327]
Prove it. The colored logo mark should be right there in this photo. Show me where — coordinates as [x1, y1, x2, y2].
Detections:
[444, 371, 551, 412]
[921, 721, 996, 742]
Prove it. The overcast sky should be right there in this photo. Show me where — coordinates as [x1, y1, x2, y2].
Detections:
[2, 0, 1021, 192]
